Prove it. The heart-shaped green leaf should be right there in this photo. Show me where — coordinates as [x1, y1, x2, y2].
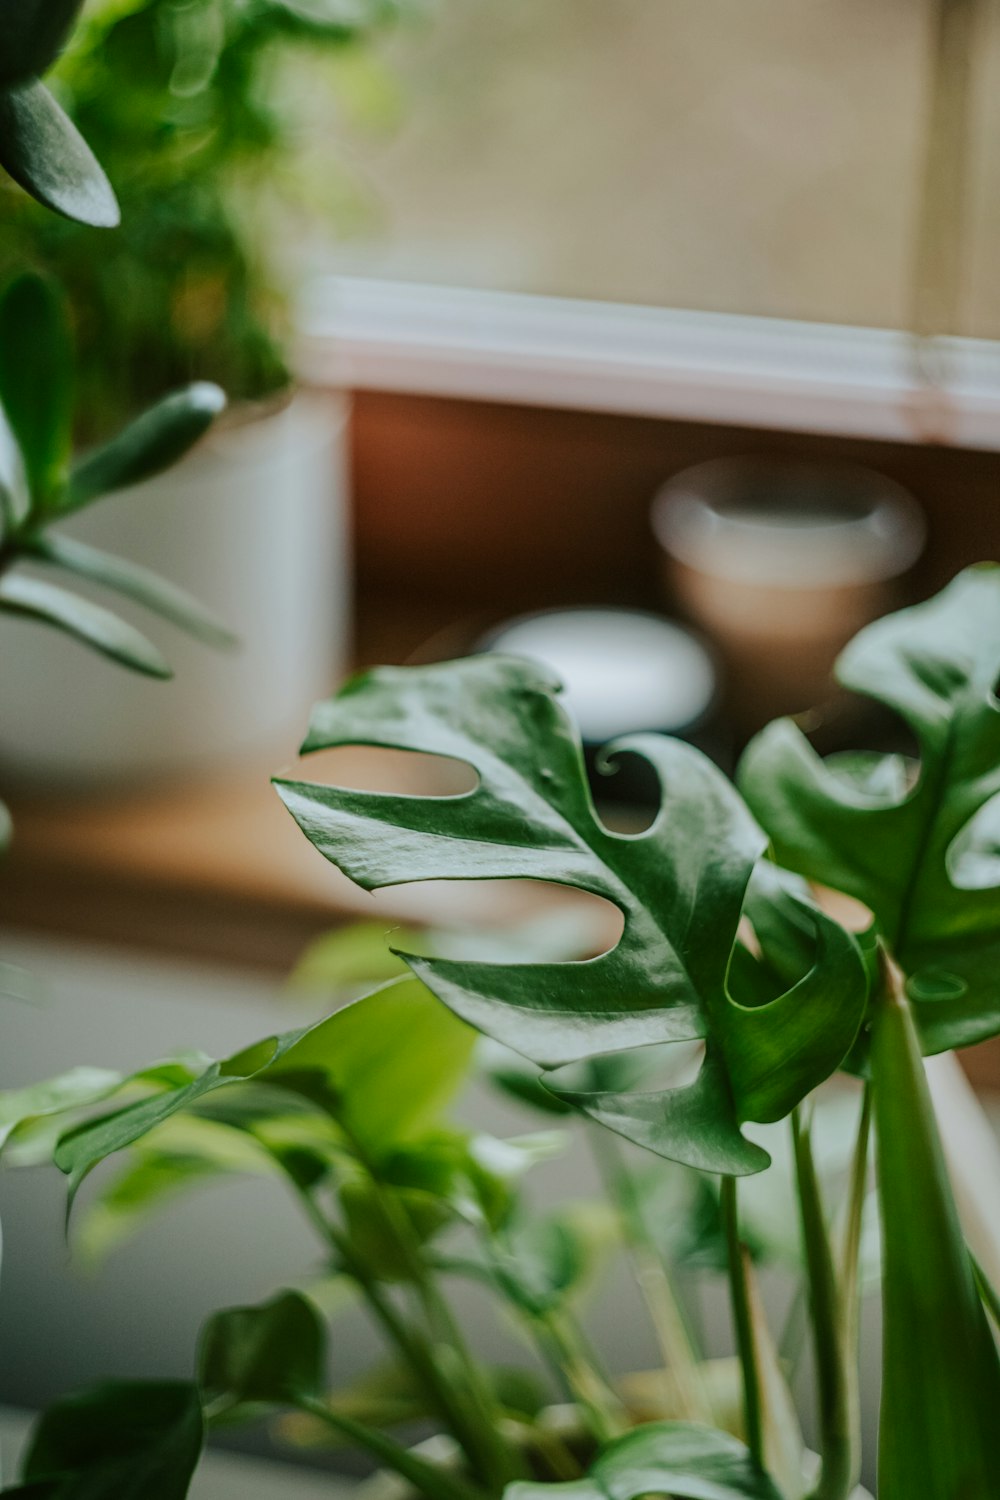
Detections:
[0, 80, 119, 227]
[508, 1421, 784, 1500]
[64, 384, 226, 514]
[20, 1381, 203, 1500]
[739, 565, 1000, 1056]
[275, 657, 867, 1175]
[0, 0, 86, 86]
[0, 573, 172, 678]
[0, 273, 73, 509]
[199, 1291, 325, 1407]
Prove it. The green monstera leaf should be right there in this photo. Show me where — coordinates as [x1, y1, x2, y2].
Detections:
[739, 565, 1000, 1056]
[275, 657, 867, 1176]
[508, 1421, 783, 1500]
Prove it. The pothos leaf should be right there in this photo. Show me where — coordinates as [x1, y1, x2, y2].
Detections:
[54, 979, 473, 1204]
[20, 1381, 203, 1500]
[198, 1291, 324, 1407]
[275, 657, 867, 1175]
[507, 1421, 784, 1500]
[739, 565, 1000, 1056]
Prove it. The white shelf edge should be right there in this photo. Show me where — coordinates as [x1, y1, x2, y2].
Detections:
[296, 276, 1000, 450]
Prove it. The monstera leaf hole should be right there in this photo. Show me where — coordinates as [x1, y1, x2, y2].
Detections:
[946, 790, 1000, 891]
[289, 744, 478, 798]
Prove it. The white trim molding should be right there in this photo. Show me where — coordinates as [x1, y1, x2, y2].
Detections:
[297, 276, 1000, 451]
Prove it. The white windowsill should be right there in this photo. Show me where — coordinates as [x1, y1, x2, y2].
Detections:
[297, 276, 1000, 451]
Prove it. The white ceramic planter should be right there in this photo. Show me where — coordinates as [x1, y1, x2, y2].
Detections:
[0, 392, 350, 785]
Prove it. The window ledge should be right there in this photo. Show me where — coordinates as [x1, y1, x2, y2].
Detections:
[298, 277, 1000, 451]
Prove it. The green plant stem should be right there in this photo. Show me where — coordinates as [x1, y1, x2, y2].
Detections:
[334, 1132, 525, 1490]
[972, 1251, 1000, 1336]
[294, 1182, 511, 1492]
[721, 1175, 763, 1467]
[791, 1105, 856, 1500]
[297, 1394, 486, 1500]
[587, 1126, 713, 1424]
[535, 1308, 628, 1447]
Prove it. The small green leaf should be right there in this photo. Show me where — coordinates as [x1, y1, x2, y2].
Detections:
[0, 573, 172, 678]
[0, 402, 31, 534]
[739, 565, 1000, 1056]
[199, 1291, 324, 1407]
[0, 273, 73, 508]
[0, 0, 86, 85]
[21, 1381, 203, 1500]
[64, 384, 226, 513]
[0, 1066, 123, 1152]
[55, 980, 473, 1202]
[276, 658, 867, 1175]
[29, 532, 236, 649]
[0, 80, 119, 226]
[508, 1421, 784, 1500]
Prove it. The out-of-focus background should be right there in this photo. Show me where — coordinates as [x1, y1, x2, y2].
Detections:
[1, 0, 1000, 1491]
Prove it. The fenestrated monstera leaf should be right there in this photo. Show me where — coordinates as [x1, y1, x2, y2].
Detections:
[739, 565, 1000, 1056]
[275, 657, 867, 1176]
[507, 1421, 784, 1500]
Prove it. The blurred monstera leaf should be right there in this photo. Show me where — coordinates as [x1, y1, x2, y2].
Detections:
[508, 1421, 783, 1500]
[275, 657, 868, 1176]
[739, 565, 1000, 1056]
[0, 0, 118, 225]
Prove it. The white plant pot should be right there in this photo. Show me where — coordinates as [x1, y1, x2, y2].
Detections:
[0, 392, 350, 785]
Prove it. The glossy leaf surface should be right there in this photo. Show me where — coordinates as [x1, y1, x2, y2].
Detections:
[30, 532, 236, 649]
[199, 1291, 324, 1406]
[739, 565, 1000, 1055]
[508, 1421, 783, 1500]
[0, 274, 73, 508]
[872, 976, 1000, 1498]
[20, 1381, 202, 1500]
[276, 657, 866, 1174]
[0, 573, 172, 678]
[64, 384, 226, 513]
[0, 80, 118, 226]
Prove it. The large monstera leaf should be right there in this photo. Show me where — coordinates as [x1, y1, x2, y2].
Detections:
[739, 565, 1000, 1056]
[275, 657, 867, 1176]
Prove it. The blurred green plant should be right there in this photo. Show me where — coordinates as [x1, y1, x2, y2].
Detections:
[1, 0, 412, 440]
[0, 0, 119, 228]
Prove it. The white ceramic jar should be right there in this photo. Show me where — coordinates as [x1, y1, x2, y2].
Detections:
[0, 392, 351, 785]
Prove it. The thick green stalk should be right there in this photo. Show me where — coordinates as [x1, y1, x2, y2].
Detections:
[872, 953, 1000, 1499]
[791, 1105, 855, 1500]
[298, 1394, 486, 1500]
[537, 1308, 628, 1446]
[294, 1182, 514, 1492]
[587, 1126, 713, 1424]
[336, 1132, 525, 1489]
[721, 1175, 763, 1467]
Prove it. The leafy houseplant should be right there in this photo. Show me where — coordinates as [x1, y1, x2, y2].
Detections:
[1, 0, 407, 439]
[9, 565, 1000, 1499]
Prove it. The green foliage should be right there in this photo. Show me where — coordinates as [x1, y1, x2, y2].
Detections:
[0, 272, 232, 688]
[275, 657, 868, 1175]
[871, 965, 1000, 1499]
[17, 1381, 203, 1499]
[51, 977, 474, 1203]
[508, 1422, 785, 1500]
[0, 0, 118, 226]
[739, 564, 1000, 1057]
[1, 0, 411, 437]
[200, 1290, 324, 1406]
